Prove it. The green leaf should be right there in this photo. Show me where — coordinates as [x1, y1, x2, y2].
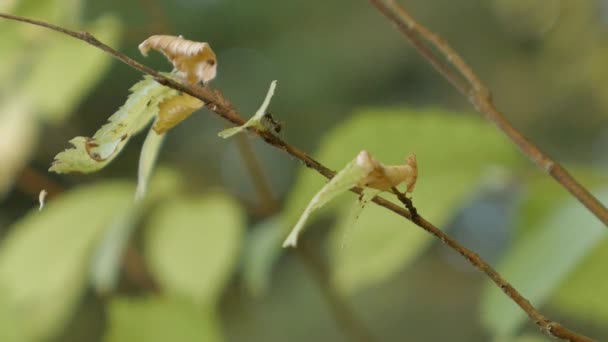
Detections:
[89, 208, 140, 295]
[551, 238, 608, 324]
[282, 108, 519, 293]
[0, 181, 135, 341]
[49, 75, 179, 174]
[218, 80, 276, 138]
[135, 127, 166, 200]
[90, 168, 183, 294]
[242, 216, 285, 296]
[20, 15, 121, 122]
[0, 97, 38, 197]
[480, 188, 608, 338]
[329, 197, 428, 293]
[283, 156, 371, 247]
[144, 193, 244, 305]
[104, 296, 221, 342]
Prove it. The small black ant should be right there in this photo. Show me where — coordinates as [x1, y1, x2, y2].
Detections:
[262, 112, 283, 134]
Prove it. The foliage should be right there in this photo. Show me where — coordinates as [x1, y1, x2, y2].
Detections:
[2, 0, 608, 341]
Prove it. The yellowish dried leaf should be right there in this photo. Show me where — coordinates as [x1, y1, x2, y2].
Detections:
[153, 93, 204, 134]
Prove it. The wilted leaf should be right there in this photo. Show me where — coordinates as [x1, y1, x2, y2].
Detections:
[50, 75, 179, 174]
[144, 193, 244, 305]
[104, 296, 221, 342]
[283, 109, 519, 293]
[480, 188, 608, 338]
[152, 93, 203, 134]
[139, 35, 217, 85]
[0, 181, 135, 341]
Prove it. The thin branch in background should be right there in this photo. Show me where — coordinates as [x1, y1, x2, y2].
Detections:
[298, 238, 377, 342]
[234, 133, 279, 216]
[368, 0, 608, 228]
[0, 12, 596, 342]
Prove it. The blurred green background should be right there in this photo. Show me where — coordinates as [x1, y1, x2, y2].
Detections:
[1, 0, 608, 341]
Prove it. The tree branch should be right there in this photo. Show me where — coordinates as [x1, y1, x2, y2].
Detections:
[367, 0, 608, 229]
[0, 12, 595, 342]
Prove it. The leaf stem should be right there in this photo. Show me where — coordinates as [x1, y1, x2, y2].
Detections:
[0, 12, 595, 341]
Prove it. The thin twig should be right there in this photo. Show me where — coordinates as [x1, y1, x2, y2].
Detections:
[234, 134, 279, 215]
[368, 0, 608, 228]
[0, 12, 595, 342]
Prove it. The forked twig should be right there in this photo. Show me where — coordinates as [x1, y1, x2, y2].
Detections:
[368, 0, 608, 229]
[0, 12, 595, 342]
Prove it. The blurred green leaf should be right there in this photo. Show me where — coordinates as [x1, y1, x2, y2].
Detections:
[0, 181, 135, 341]
[21, 14, 121, 122]
[283, 108, 519, 293]
[11, 0, 82, 27]
[480, 188, 608, 338]
[104, 296, 221, 342]
[144, 193, 244, 305]
[0, 98, 37, 196]
[242, 216, 285, 296]
[551, 238, 608, 324]
[89, 207, 140, 295]
[329, 199, 429, 293]
[90, 168, 183, 294]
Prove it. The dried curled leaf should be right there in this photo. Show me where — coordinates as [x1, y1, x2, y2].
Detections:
[356, 151, 417, 192]
[283, 150, 418, 247]
[139, 35, 217, 85]
[49, 75, 179, 174]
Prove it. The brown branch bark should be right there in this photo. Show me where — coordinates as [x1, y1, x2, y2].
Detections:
[0, 12, 596, 342]
[368, 0, 608, 229]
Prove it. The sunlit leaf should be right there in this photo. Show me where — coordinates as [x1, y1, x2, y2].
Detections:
[283, 109, 520, 293]
[0, 181, 135, 341]
[144, 193, 244, 305]
[104, 296, 221, 342]
[49, 75, 179, 174]
[480, 188, 608, 338]
[218, 80, 277, 138]
[551, 238, 608, 324]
